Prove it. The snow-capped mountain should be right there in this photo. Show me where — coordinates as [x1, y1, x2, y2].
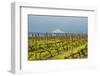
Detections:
[52, 29, 65, 33]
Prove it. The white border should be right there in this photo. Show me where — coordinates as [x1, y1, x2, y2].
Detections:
[11, 2, 97, 74]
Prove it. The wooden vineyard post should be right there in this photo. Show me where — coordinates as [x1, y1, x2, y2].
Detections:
[34, 33, 37, 60]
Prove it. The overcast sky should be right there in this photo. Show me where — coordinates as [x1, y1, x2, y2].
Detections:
[28, 15, 88, 34]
